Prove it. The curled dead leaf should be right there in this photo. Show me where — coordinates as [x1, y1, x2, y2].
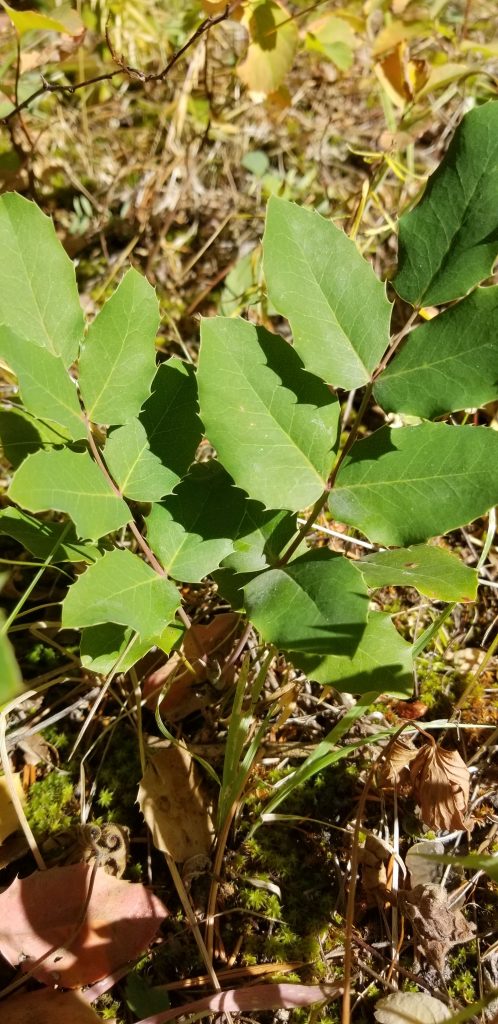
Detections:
[144, 612, 239, 721]
[398, 883, 476, 973]
[138, 745, 214, 863]
[410, 742, 473, 831]
[378, 737, 418, 788]
[0, 863, 167, 987]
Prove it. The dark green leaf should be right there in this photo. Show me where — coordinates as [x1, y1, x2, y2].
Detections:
[80, 622, 181, 675]
[244, 548, 369, 655]
[359, 543, 477, 602]
[0, 192, 84, 365]
[62, 548, 180, 637]
[197, 317, 339, 511]
[0, 408, 66, 468]
[0, 507, 101, 563]
[0, 327, 85, 440]
[395, 102, 498, 307]
[8, 448, 130, 540]
[79, 268, 159, 425]
[375, 289, 498, 417]
[263, 196, 392, 387]
[146, 461, 250, 583]
[294, 613, 413, 697]
[330, 423, 498, 545]
[104, 359, 201, 501]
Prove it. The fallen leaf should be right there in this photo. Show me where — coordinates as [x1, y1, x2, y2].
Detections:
[405, 840, 445, 888]
[0, 988, 105, 1024]
[397, 883, 476, 973]
[0, 771, 25, 843]
[375, 41, 428, 108]
[374, 990, 452, 1023]
[138, 745, 214, 863]
[237, 0, 298, 95]
[134, 980, 343, 1022]
[144, 612, 239, 721]
[0, 863, 167, 987]
[410, 743, 472, 831]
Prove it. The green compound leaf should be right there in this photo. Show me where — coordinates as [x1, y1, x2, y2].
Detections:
[374, 288, 498, 418]
[104, 359, 201, 502]
[0, 192, 84, 365]
[146, 461, 250, 583]
[197, 317, 339, 511]
[359, 543, 477, 602]
[329, 423, 498, 546]
[0, 507, 101, 563]
[62, 548, 180, 637]
[394, 102, 498, 307]
[8, 448, 130, 540]
[79, 268, 160, 425]
[0, 328, 85, 441]
[263, 196, 392, 388]
[244, 548, 369, 656]
[294, 613, 413, 697]
[0, 408, 68, 468]
[213, 507, 296, 610]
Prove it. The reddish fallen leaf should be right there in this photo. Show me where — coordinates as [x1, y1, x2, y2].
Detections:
[0, 988, 104, 1024]
[135, 980, 343, 1023]
[410, 742, 473, 831]
[0, 863, 167, 987]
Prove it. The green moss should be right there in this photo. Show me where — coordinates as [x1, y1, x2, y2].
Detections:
[26, 772, 78, 837]
[448, 947, 477, 1003]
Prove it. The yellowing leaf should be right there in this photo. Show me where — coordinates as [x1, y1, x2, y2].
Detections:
[372, 19, 430, 56]
[0, 773, 24, 844]
[138, 745, 214, 863]
[237, 0, 298, 95]
[375, 41, 428, 108]
[305, 14, 357, 71]
[417, 61, 471, 97]
[0, 1, 83, 37]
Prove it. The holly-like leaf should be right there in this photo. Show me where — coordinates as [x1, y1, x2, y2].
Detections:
[0, 507, 101, 563]
[79, 268, 159, 426]
[375, 288, 498, 417]
[263, 196, 392, 388]
[80, 622, 179, 676]
[214, 506, 296, 610]
[359, 543, 477, 602]
[104, 359, 201, 501]
[0, 407, 67, 468]
[0, 192, 84, 365]
[197, 317, 339, 511]
[237, 0, 298, 94]
[395, 102, 498, 307]
[244, 548, 369, 655]
[294, 613, 413, 697]
[0, 327, 85, 440]
[329, 423, 498, 545]
[8, 448, 130, 540]
[146, 461, 249, 583]
[62, 548, 180, 637]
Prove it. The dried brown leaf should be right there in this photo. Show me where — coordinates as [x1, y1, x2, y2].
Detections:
[398, 883, 476, 973]
[1, 988, 104, 1024]
[410, 743, 472, 831]
[0, 863, 167, 987]
[0, 771, 24, 843]
[378, 737, 418, 788]
[375, 990, 452, 1023]
[138, 745, 214, 863]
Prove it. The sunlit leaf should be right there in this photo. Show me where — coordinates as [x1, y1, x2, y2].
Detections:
[0, 193, 83, 365]
[305, 13, 357, 71]
[375, 288, 498, 417]
[263, 196, 392, 388]
[237, 0, 298, 94]
[395, 102, 498, 307]
[0, 328, 85, 441]
[197, 317, 339, 511]
[9, 448, 130, 540]
[359, 543, 477, 602]
[0, 2, 83, 36]
[79, 268, 159, 426]
[329, 423, 498, 545]
[62, 548, 180, 638]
